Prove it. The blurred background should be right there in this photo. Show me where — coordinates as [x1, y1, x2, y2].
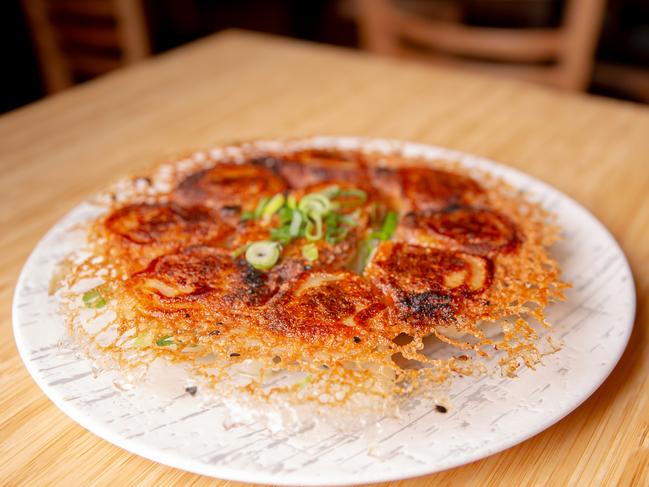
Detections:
[2, 0, 648, 115]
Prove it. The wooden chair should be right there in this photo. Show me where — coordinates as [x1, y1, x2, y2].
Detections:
[594, 63, 649, 104]
[22, 0, 150, 93]
[355, 0, 606, 91]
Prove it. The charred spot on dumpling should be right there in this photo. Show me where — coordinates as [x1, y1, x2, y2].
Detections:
[104, 203, 233, 269]
[399, 206, 521, 255]
[364, 242, 493, 328]
[399, 166, 485, 212]
[251, 150, 368, 188]
[397, 291, 456, 325]
[233, 254, 303, 304]
[171, 163, 287, 216]
[263, 271, 392, 343]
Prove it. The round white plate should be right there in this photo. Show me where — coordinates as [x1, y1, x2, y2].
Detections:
[13, 137, 635, 485]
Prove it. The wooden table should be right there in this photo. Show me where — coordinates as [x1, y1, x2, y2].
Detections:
[2, 30, 648, 487]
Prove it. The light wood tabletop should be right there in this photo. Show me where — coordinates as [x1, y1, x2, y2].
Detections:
[1, 30, 648, 487]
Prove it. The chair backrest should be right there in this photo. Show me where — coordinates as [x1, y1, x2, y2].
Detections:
[355, 0, 606, 91]
[22, 0, 150, 93]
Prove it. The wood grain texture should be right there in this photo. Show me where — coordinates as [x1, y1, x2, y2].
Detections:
[1, 30, 648, 487]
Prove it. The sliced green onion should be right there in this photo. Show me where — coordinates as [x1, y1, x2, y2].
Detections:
[325, 211, 340, 226]
[82, 288, 106, 309]
[133, 331, 153, 348]
[380, 211, 398, 240]
[287, 194, 297, 209]
[338, 188, 367, 207]
[319, 185, 340, 198]
[323, 211, 355, 243]
[323, 212, 340, 242]
[245, 240, 281, 270]
[339, 214, 358, 227]
[354, 211, 398, 272]
[298, 193, 331, 217]
[326, 226, 349, 244]
[305, 215, 323, 241]
[289, 210, 303, 237]
[298, 374, 313, 388]
[261, 194, 285, 223]
[253, 196, 270, 219]
[231, 244, 248, 259]
[270, 226, 292, 245]
[156, 335, 174, 347]
[240, 210, 254, 222]
[355, 238, 378, 273]
[302, 243, 318, 261]
[278, 206, 293, 226]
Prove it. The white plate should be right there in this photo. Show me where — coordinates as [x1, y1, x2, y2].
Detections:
[13, 137, 635, 485]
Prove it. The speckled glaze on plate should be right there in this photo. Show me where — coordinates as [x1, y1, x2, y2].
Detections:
[12, 137, 635, 486]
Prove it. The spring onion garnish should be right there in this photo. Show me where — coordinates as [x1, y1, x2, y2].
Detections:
[261, 193, 285, 223]
[339, 212, 359, 227]
[324, 212, 353, 244]
[353, 237, 378, 274]
[253, 196, 270, 219]
[305, 216, 324, 241]
[289, 210, 303, 237]
[287, 194, 297, 209]
[245, 240, 281, 270]
[357, 210, 400, 273]
[379, 210, 398, 240]
[338, 188, 367, 207]
[325, 226, 348, 244]
[369, 210, 398, 241]
[270, 226, 292, 245]
[319, 185, 340, 198]
[231, 244, 248, 259]
[240, 210, 254, 222]
[298, 193, 332, 219]
[156, 335, 174, 346]
[302, 243, 318, 261]
[298, 374, 313, 388]
[82, 288, 106, 308]
[278, 206, 293, 225]
[133, 331, 153, 347]
[234, 185, 383, 271]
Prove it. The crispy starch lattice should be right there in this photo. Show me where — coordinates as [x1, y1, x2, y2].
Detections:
[57, 140, 567, 411]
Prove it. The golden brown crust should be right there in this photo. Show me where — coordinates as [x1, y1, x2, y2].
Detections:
[250, 149, 369, 188]
[364, 242, 493, 331]
[172, 163, 287, 217]
[128, 246, 261, 305]
[398, 206, 521, 256]
[262, 271, 393, 344]
[103, 203, 233, 271]
[399, 166, 486, 211]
